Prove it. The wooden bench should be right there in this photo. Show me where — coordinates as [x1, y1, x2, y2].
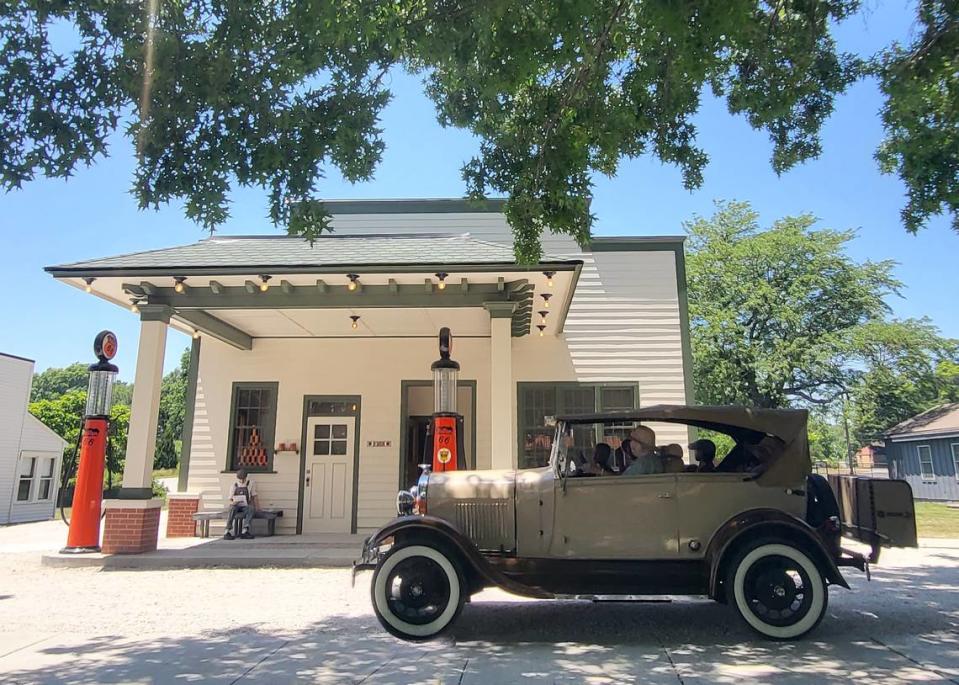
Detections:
[192, 508, 283, 538]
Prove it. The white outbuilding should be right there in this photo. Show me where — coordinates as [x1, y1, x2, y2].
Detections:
[0, 352, 67, 525]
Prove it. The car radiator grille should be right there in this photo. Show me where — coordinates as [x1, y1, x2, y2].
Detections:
[454, 501, 512, 551]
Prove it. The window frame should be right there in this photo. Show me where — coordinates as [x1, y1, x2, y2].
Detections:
[917, 444, 936, 482]
[35, 456, 56, 501]
[952, 443, 959, 483]
[516, 382, 640, 469]
[16, 455, 36, 502]
[226, 381, 280, 473]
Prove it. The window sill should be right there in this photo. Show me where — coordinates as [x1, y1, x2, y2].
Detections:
[221, 470, 278, 475]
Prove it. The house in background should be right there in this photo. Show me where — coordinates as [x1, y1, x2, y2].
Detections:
[0, 353, 67, 525]
[885, 402, 959, 501]
[46, 198, 692, 550]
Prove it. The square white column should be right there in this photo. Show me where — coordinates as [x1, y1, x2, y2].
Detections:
[486, 302, 515, 470]
[121, 306, 170, 495]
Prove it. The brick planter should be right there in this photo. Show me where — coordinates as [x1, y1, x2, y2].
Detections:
[166, 494, 201, 538]
[102, 499, 162, 554]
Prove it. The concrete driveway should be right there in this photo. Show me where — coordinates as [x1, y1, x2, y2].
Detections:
[0, 533, 957, 683]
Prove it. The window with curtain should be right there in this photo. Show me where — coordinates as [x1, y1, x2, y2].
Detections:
[517, 383, 638, 469]
[228, 382, 279, 472]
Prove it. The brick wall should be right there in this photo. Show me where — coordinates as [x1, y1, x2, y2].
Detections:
[166, 496, 200, 537]
[102, 506, 161, 554]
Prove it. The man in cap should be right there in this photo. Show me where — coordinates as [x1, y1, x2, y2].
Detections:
[623, 426, 662, 476]
[688, 438, 717, 472]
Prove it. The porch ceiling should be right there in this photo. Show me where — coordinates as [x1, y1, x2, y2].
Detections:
[52, 267, 580, 349]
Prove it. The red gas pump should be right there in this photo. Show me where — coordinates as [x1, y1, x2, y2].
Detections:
[61, 331, 118, 554]
[426, 327, 465, 472]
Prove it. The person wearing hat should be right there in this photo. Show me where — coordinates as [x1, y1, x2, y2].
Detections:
[225, 468, 258, 540]
[623, 426, 662, 476]
[688, 439, 717, 472]
[661, 443, 686, 473]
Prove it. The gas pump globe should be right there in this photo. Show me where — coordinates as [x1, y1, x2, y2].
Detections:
[426, 327, 465, 472]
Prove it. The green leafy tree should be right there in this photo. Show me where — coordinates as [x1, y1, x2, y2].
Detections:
[2, 2, 955, 261]
[154, 348, 189, 470]
[849, 319, 958, 441]
[934, 360, 959, 403]
[874, 0, 959, 234]
[28, 390, 132, 484]
[32, 362, 132, 404]
[686, 201, 898, 408]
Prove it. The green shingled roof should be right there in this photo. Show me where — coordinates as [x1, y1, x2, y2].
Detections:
[47, 234, 575, 275]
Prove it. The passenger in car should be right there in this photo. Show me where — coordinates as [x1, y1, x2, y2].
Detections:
[687, 439, 717, 472]
[661, 443, 686, 473]
[582, 442, 618, 476]
[623, 426, 662, 475]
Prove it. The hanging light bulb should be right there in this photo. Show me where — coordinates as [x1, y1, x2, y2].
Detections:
[350, 315, 360, 330]
[259, 275, 272, 292]
[543, 271, 556, 287]
[347, 273, 360, 291]
[192, 329, 201, 339]
[541, 293, 552, 309]
[537, 324, 546, 337]
[538, 310, 549, 325]
[174, 277, 187, 293]
[435, 272, 448, 290]
[83, 277, 96, 293]
[130, 299, 140, 314]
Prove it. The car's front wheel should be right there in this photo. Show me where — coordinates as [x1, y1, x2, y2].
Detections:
[727, 540, 828, 640]
[371, 543, 465, 640]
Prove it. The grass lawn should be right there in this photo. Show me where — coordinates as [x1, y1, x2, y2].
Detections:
[915, 501, 959, 538]
[152, 468, 179, 479]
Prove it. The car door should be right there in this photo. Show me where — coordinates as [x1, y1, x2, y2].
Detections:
[549, 473, 680, 559]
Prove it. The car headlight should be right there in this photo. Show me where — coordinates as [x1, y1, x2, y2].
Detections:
[396, 489, 415, 516]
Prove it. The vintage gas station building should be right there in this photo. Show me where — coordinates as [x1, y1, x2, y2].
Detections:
[46, 199, 692, 551]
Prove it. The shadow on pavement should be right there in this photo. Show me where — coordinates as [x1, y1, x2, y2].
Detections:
[2, 556, 959, 684]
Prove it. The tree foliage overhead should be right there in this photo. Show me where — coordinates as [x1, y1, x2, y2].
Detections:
[1, 1, 955, 260]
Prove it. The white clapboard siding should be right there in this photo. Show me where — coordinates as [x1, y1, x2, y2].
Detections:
[0, 354, 35, 525]
[8, 414, 66, 523]
[331, 212, 691, 446]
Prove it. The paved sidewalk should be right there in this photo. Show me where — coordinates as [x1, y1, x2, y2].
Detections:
[1, 536, 958, 683]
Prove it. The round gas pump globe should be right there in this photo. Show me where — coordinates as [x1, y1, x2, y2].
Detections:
[94, 330, 118, 361]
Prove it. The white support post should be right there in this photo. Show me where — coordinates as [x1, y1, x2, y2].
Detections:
[486, 302, 515, 469]
[121, 306, 170, 495]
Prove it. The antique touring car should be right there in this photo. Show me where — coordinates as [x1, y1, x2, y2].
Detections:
[354, 406, 917, 641]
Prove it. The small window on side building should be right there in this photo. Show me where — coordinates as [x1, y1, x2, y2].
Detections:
[37, 457, 55, 501]
[17, 456, 36, 501]
[918, 445, 935, 482]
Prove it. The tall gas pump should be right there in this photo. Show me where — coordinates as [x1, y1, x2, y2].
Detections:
[425, 327, 465, 472]
[61, 331, 118, 554]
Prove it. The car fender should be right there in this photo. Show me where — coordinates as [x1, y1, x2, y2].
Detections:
[705, 508, 849, 600]
[367, 515, 553, 599]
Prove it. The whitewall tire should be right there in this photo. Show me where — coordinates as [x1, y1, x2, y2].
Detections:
[728, 542, 828, 640]
[371, 543, 465, 640]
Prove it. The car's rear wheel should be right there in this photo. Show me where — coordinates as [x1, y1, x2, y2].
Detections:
[371, 543, 465, 640]
[727, 541, 828, 640]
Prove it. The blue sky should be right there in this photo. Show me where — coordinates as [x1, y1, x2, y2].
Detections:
[0, 1, 955, 381]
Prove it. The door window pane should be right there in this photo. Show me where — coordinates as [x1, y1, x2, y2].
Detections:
[918, 445, 935, 481]
[331, 440, 347, 455]
[332, 424, 347, 439]
[229, 383, 278, 471]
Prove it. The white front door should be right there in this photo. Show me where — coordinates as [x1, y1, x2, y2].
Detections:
[303, 416, 355, 533]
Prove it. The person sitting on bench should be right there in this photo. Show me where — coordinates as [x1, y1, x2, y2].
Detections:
[225, 468, 258, 540]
